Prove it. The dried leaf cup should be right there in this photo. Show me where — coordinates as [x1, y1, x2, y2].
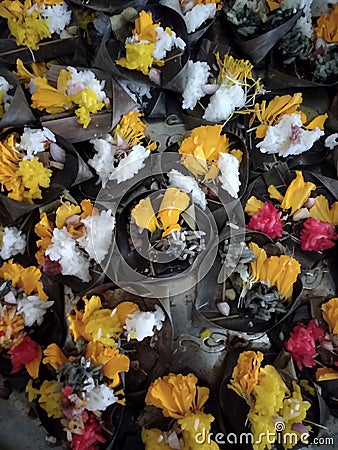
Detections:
[115, 184, 216, 279]
[195, 230, 303, 333]
[222, 1, 303, 64]
[219, 349, 325, 450]
[26, 198, 115, 294]
[243, 168, 338, 268]
[0, 1, 79, 64]
[0, 261, 65, 386]
[94, 5, 190, 93]
[0, 126, 79, 223]
[81, 283, 173, 397]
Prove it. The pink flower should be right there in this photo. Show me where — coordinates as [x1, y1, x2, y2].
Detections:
[285, 319, 325, 370]
[300, 218, 337, 251]
[9, 336, 40, 374]
[247, 202, 283, 239]
[71, 413, 106, 450]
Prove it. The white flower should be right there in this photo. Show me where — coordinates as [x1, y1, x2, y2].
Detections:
[78, 210, 115, 264]
[45, 228, 91, 282]
[182, 60, 211, 110]
[325, 133, 338, 150]
[256, 113, 324, 157]
[125, 305, 165, 341]
[184, 3, 216, 33]
[19, 127, 56, 160]
[17, 295, 54, 327]
[152, 26, 186, 60]
[40, 2, 72, 36]
[0, 76, 13, 113]
[66, 67, 106, 102]
[0, 226, 26, 260]
[203, 84, 246, 122]
[109, 145, 150, 184]
[88, 137, 116, 187]
[217, 152, 241, 198]
[85, 385, 118, 412]
[168, 169, 207, 210]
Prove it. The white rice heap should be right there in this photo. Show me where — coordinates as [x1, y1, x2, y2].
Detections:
[65, 67, 106, 102]
[88, 138, 151, 186]
[0, 226, 26, 260]
[184, 3, 216, 33]
[45, 228, 91, 282]
[182, 60, 211, 110]
[85, 385, 118, 412]
[217, 152, 241, 198]
[0, 76, 13, 114]
[125, 305, 166, 341]
[203, 84, 246, 122]
[39, 1, 72, 37]
[17, 295, 54, 327]
[168, 169, 207, 210]
[256, 113, 324, 157]
[18, 127, 56, 160]
[78, 210, 115, 264]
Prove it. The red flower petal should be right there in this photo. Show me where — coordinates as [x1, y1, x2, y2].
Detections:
[71, 414, 106, 450]
[9, 336, 40, 374]
[247, 202, 283, 239]
[300, 218, 337, 251]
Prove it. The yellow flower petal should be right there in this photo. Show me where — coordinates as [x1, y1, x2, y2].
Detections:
[25, 344, 42, 379]
[35, 212, 53, 265]
[280, 171, 316, 215]
[228, 351, 264, 401]
[321, 297, 338, 334]
[42, 343, 67, 369]
[245, 196, 265, 216]
[157, 187, 190, 234]
[55, 202, 81, 229]
[316, 367, 338, 381]
[17, 158, 52, 204]
[116, 301, 139, 325]
[31, 76, 72, 114]
[116, 42, 155, 76]
[268, 184, 284, 203]
[310, 195, 338, 226]
[314, 5, 338, 43]
[131, 196, 160, 232]
[304, 114, 328, 130]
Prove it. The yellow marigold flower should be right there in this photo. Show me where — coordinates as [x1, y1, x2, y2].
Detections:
[314, 5, 338, 43]
[249, 93, 306, 138]
[142, 429, 172, 450]
[0, 133, 25, 202]
[84, 308, 123, 347]
[17, 157, 52, 204]
[116, 42, 155, 76]
[316, 367, 338, 381]
[38, 380, 62, 418]
[228, 351, 263, 401]
[266, 0, 284, 11]
[71, 87, 105, 129]
[216, 53, 253, 84]
[178, 125, 229, 178]
[280, 171, 316, 215]
[310, 195, 338, 226]
[85, 340, 130, 388]
[248, 242, 301, 300]
[35, 212, 53, 265]
[113, 110, 155, 150]
[42, 343, 67, 369]
[321, 297, 338, 334]
[0, 260, 47, 300]
[133, 10, 159, 42]
[80, 198, 98, 218]
[245, 196, 265, 216]
[0, 0, 52, 50]
[14, 59, 48, 87]
[145, 373, 209, 419]
[179, 410, 220, 450]
[0, 306, 25, 349]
